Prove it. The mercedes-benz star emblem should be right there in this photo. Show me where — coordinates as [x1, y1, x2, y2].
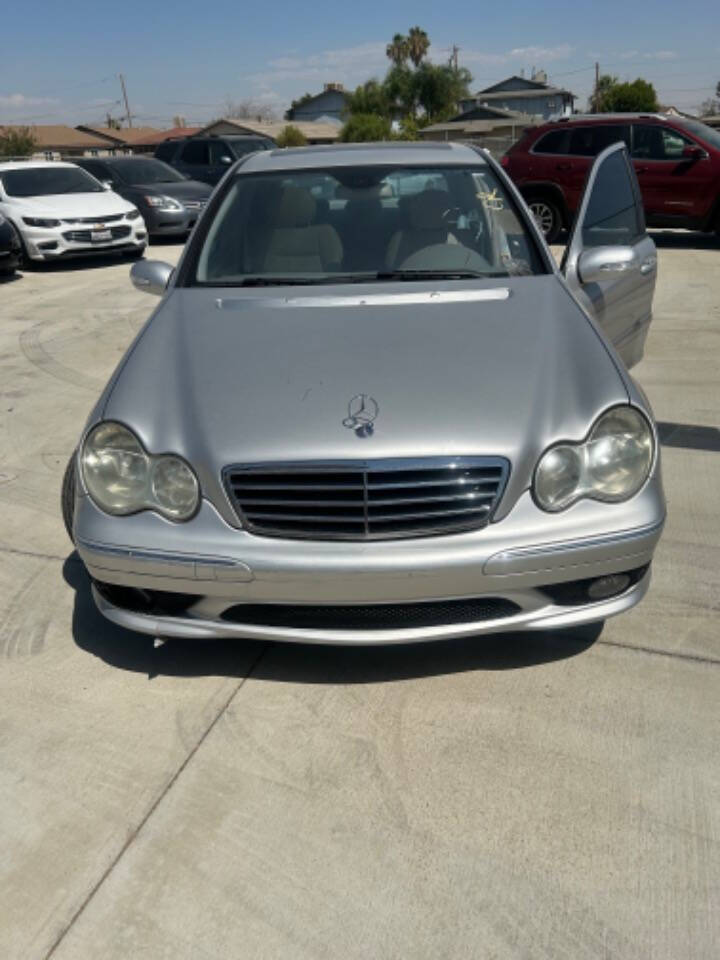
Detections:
[343, 394, 378, 437]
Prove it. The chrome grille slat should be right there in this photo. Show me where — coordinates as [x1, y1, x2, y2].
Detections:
[224, 457, 509, 541]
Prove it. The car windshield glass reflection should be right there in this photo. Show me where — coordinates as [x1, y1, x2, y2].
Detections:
[191, 164, 546, 285]
[112, 159, 186, 185]
[1, 167, 104, 197]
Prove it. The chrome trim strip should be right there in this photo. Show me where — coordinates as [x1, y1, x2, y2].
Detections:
[483, 519, 664, 574]
[215, 288, 510, 310]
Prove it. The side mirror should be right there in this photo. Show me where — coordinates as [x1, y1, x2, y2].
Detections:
[219, 155, 233, 165]
[130, 259, 173, 297]
[577, 246, 637, 285]
[102, 181, 113, 190]
[681, 144, 707, 161]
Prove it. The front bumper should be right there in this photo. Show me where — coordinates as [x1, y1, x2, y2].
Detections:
[21, 220, 147, 261]
[141, 205, 199, 236]
[74, 476, 665, 644]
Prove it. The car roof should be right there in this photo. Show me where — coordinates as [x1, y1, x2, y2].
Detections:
[0, 160, 80, 171]
[240, 141, 484, 172]
[542, 113, 669, 127]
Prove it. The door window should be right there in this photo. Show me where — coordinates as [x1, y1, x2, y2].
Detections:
[154, 142, 176, 162]
[209, 141, 234, 164]
[531, 129, 570, 154]
[581, 149, 643, 247]
[179, 140, 210, 164]
[631, 124, 693, 160]
[568, 125, 631, 157]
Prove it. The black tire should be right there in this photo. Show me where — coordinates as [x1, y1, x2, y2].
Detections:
[7, 221, 30, 269]
[61, 453, 77, 544]
[526, 196, 563, 244]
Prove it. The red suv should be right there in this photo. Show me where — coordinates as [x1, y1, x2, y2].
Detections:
[503, 113, 720, 242]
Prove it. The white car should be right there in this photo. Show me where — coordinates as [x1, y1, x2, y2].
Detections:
[0, 161, 147, 264]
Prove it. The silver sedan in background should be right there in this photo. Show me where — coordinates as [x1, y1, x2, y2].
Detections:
[63, 141, 665, 644]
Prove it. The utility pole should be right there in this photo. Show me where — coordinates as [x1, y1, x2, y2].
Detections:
[593, 61, 600, 113]
[449, 44, 460, 73]
[119, 73, 132, 128]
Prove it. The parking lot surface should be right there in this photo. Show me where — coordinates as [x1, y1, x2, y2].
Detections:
[1, 235, 718, 959]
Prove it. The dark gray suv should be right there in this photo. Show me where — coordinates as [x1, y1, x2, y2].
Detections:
[154, 135, 275, 185]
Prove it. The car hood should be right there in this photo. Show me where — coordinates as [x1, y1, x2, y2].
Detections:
[103, 275, 629, 519]
[136, 180, 211, 200]
[10, 191, 133, 217]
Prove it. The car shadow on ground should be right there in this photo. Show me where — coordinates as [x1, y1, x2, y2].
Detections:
[18, 252, 145, 273]
[63, 554, 602, 684]
[649, 230, 719, 250]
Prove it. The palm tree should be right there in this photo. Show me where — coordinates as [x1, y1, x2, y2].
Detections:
[386, 33, 409, 68]
[406, 26, 430, 68]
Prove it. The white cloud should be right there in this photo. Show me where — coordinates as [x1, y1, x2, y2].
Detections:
[643, 50, 677, 60]
[0, 92, 58, 108]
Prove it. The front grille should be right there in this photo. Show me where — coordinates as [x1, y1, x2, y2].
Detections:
[221, 597, 520, 629]
[224, 457, 509, 541]
[183, 199, 207, 211]
[62, 225, 131, 242]
[61, 214, 125, 224]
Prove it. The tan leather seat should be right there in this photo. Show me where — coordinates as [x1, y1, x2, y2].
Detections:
[260, 186, 342, 274]
[386, 189, 456, 269]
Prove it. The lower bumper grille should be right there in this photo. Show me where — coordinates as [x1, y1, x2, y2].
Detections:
[62, 225, 131, 242]
[183, 200, 207, 211]
[221, 597, 520, 629]
[224, 457, 510, 541]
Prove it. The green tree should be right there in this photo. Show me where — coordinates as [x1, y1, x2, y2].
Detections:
[339, 113, 392, 142]
[592, 76, 658, 113]
[413, 63, 472, 122]
[275, 125, 308, 147]
[0, 126, 38, 158]
[346, 79, 392, 117]
[386, 33, 409, 68]
[406, 26, 430, 68]
[589, 74, 618, 112]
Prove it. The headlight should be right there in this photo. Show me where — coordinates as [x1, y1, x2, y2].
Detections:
[22, 216, 61, 227]
[81, 422, 199, 521]
[534, 406, 654, 512]
[125, 208, 142, 220]
[143, 195, 183, 210]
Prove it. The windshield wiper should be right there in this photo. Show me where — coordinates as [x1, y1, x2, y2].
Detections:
[375, 269, 496, 281]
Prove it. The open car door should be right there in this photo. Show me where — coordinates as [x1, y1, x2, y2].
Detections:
[563, 142, 656, 368]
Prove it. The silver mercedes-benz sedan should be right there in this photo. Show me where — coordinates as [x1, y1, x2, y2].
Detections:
[64, 141, 665, 644]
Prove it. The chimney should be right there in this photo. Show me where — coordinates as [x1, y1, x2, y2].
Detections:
[324, 82, 345, 92]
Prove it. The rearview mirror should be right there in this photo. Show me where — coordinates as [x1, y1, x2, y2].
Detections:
[130, 259, 173, 296]
[577, 246, 637, 285]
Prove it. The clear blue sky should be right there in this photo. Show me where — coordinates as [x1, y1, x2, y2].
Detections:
[3, 0, 719, 126]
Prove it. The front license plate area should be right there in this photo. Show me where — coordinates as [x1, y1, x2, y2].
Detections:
[91, 229, 112, 242]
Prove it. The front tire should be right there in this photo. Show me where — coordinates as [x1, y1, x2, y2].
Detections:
[527, 196, 563, 244]
[7, 221, 30, 269]
[61, 453, 77, 544]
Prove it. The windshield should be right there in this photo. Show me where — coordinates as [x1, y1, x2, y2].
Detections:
[189, 164, 546, 286]
[675, 118, 720, 151]
[0, 166, 104, 197]
[112, 158, 186, 185]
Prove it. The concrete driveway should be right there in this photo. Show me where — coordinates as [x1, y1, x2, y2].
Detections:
[0, 235, 718, 959]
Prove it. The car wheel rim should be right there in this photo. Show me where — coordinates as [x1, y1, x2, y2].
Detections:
[529, 202, 555, 235]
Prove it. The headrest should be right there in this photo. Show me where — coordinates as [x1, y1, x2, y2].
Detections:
[271, 186, 316, 228]
[407, 190, 449, 230]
